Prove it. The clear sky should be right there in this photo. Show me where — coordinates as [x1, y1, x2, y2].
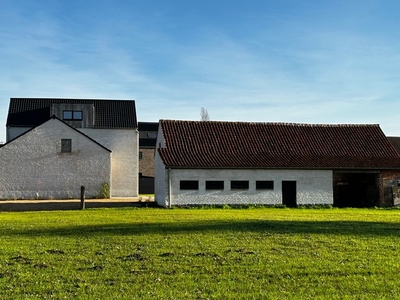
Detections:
[1, 0, 400, 141]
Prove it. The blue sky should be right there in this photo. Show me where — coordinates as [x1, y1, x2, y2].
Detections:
[1, 0, 400, 141]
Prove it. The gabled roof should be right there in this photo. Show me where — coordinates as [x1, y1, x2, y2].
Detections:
[1, 116, 112, 152]
[139, 122, 158, 148]
[388, 137, 400, 156]
[6, 98, 137, 128]
[158, 120, 400, 169]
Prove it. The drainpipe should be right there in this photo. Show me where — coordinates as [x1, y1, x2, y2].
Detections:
[167, 168, 172, 208]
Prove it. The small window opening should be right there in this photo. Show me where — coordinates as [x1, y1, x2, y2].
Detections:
[256, 180, 274, 190]
[61, 139, 72, 153]
[206, 181, 224, 190]
[180, 180, 199, 190]
[231, 180, 249, 189]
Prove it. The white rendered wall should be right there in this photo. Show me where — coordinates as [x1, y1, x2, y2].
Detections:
[158, 168, 333, 207]
[0, 119, 111, 199]
[154, 151, 167, 206]
[79, 128, 138, 197]
[154, 126, 167, 206]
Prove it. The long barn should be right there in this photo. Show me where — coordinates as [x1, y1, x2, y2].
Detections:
[155, 120, 400, 207]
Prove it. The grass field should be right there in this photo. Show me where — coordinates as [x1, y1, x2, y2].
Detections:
[1, 207, 400, 299]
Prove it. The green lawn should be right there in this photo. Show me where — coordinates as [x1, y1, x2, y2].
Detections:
[1, 207, 400, 299]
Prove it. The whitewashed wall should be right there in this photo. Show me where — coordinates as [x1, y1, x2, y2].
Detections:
[0, 119, 111, 199]
[154, 126, 167, 206]
[155, 167, 333, 207]
[80, 128, 138, 197]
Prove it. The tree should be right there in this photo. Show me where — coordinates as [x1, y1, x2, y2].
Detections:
[200, 107, 210, 121]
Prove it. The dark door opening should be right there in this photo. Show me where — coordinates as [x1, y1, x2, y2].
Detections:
[282, 181, 297, 207]
[333, 172, 379, 207]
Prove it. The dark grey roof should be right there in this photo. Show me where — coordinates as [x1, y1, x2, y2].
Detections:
[138, 122, 159, 131]
[6, 98, 137, 128]
[138, 122, 158, 148]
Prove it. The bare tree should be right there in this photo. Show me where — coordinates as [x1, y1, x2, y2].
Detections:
[200, 107, 210, 121]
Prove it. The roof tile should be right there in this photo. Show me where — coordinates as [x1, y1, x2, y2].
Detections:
[7, 98, 137, 128]
[158, 120, 400, 169]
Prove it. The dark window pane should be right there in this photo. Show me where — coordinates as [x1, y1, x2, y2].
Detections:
[63, 111, 72, 120]
[73, 111, 83, 120]
[231, 180, 249, 189]
[61, 139, 72, 153]
[206, 181, 224, 190]
[180, 180, 199, 190]
[256, 180, 274, 190]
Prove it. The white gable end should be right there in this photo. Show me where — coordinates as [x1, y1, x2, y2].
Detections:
[0, 118, 111, 199]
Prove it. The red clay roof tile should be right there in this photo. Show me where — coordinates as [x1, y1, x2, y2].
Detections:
[158, 120, 400, 169]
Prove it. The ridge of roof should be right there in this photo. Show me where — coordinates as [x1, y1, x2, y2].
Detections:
[160, 119, 380, 128]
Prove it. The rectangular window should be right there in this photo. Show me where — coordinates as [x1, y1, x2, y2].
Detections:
[63, 110, 83, 120]
[63, 111, 73, 120]
[139, 151, 143, 160]
[61, 139, 72, 153]
[73, 111, 83, 120]
[231, 180, 249, 189]
[180, 180, 199, 190]
[256, 180, 274, 190]
[206, 181, 224, 190]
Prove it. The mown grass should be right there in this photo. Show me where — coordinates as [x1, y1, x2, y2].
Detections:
[1, 207, 400, 299]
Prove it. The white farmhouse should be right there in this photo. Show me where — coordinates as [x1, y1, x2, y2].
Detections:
[1, 98, 138, 199]
[155, 120, 400, 207]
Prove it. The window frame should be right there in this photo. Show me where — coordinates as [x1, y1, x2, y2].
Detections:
[63, 110, 83, 121]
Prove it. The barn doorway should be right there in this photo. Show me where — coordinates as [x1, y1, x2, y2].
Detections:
[282, 181, 297, 207]
[333, 172, 379, 207]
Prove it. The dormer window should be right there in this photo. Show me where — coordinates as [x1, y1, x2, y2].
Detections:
[63, 110, 83, 120]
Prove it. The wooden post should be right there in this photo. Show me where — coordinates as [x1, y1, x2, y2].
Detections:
[80, 186, 85, 210]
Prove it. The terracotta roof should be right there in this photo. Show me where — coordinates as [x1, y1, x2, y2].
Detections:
[388, 137, 400, 156]
[6, 98, 137, 128]
[158, 120, 400, 169]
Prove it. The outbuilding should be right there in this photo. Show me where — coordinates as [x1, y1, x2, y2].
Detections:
[155, 120, 400, 207]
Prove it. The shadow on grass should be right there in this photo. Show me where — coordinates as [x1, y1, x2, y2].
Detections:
[2, 220, 400, 237]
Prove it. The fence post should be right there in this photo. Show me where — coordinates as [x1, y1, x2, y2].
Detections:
[80, 186, 85, 210]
